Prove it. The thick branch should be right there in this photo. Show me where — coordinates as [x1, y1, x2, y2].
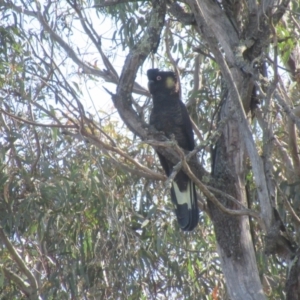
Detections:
[1, 266, 32, 297]
[0, 228, 38, 296]
[168, 2, 196, 25]
[112, 0, 166, 136]
[188, 0, 239, 65]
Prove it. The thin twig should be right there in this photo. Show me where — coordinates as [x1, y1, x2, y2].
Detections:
[0, 109, 77, 128]
[144, 137, 265, 230]
[178, 145, 266, 230]
[78, 131, 166, 181]
[276, 183, 300, 226]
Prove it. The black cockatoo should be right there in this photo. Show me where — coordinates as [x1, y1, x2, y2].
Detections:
[147, 68, 199, 231]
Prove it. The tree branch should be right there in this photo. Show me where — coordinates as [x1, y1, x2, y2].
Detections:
[275, 90, 300, 131]
[0, 108, 77, 129]
[93, 0, 139, 8]
[173, 142, 265, 227]
[70, 0, 119, 82]
[64, 129, 166, 181]
[4, 0, 149, 96]
[112, 0, 166, 136]
[167, 2, 196, 25]
[1, 266, 32, 297]
[189, 0, 273, 229]
[187, 0, 239, 65]
[144, 137, 264, 228]
[277, 183, 300, 226]
[181, 155, 265, 230]
[287, 106, 300, 179]
[0, 228, 38, 296]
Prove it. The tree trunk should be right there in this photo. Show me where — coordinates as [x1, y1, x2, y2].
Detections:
[185, 0, 295, 297]
[210, 80, 265, 299]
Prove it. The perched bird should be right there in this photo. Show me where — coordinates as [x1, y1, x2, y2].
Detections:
[147, 68, 199, 231]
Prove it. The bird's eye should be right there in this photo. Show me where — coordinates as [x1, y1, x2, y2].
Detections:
[156, 76, 162, 80]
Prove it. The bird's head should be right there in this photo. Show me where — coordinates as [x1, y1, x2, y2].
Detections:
[147, 69, 179, 95]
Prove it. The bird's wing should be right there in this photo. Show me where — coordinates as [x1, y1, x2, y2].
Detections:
[179, 101, 195, 151]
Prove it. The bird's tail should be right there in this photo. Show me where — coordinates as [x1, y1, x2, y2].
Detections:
[171, 180, 199, 231]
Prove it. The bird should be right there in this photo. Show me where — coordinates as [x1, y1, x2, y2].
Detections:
[147, 68, 199, 231]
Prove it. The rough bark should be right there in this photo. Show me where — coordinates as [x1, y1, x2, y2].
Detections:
[184, 0, 290, 298]
[209, 84, 265, 299]
[286, 249, 300, 300]
[183, 1, 265, 298]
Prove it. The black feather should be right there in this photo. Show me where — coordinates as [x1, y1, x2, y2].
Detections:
[147, 69, 199, 231]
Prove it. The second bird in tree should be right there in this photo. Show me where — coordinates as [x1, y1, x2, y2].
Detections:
[147, 68, 199, 231]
